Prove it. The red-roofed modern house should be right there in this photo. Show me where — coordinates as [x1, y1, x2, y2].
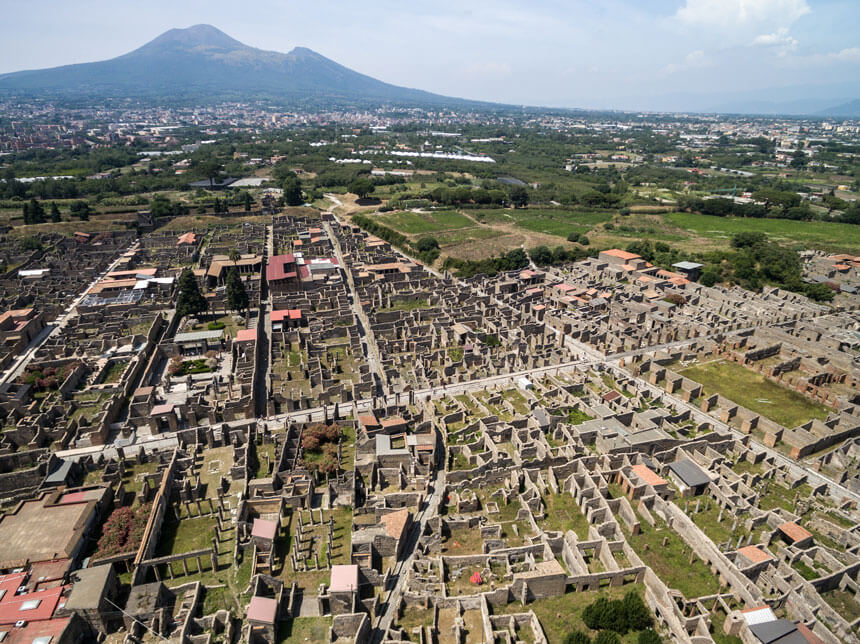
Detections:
[266, 254, 299, 294]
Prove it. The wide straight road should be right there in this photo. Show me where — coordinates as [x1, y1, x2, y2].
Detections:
[371, 468, 446, 644]
[0, 240, 140, 386]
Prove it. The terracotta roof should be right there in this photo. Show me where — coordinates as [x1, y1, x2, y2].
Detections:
[778, 521, 813, 543]
[177, 232, 197, 245]
[236, 329, 257, 343]
[602, 249, 641, 260]
[251, 518, 277, 541]
[630, 464, 667, 487]
[246, 596, 277, 624]
[271, 309, 302, 322]
[358, 414, 379, 428]
[737, 545, 773, 564]
[380, 508, 410, 539]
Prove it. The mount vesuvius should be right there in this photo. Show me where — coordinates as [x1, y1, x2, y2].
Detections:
[0, 24, 477, 107]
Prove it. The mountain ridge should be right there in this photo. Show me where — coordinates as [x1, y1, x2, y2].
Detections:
[0, 24, 479, 108]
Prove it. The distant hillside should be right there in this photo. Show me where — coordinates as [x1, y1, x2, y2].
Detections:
[817, 99, 860, 118]
[0, 24, 481, 108]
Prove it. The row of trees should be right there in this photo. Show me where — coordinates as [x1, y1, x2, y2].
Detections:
[441, 248, 529, 278]
[175, 264, 249, 320]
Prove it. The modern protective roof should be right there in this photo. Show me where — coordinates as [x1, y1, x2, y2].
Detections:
[667, 459, 711, 488]
[173, 330, 224, 343]
[329, 564, 359, 593]
[246, 596, 277, 624]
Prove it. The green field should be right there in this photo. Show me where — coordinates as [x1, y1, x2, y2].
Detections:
[680, 360, 830, 428]
[667, 212, 860, 254]
[377, 209, 475, 234]
[474, 207, 612, 237]
[493, 586, 651, 644]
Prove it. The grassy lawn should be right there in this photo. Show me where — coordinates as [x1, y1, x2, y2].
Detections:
[539, 493, 590, 540]
[679, 360, 830, 428]
[377, 210, 475, 234]
[667, 211, 860, 254]
[276, 616, 332, 643]
[626, 515, 721, 598]
[493, 586, 649, 644]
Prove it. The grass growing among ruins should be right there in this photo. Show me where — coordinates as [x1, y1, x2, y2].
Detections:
[679, 360, 830, 428]
[276, 616, 333, 644]
[502, 388, 531, 415]
[275, 507, 353, 591]
[689, 503, 748, 545]
[822, 589, 860, 623]
[539, 493, 590, 540]
[156, 515, 219, 555]
[625, 515, 721, 598]
[396, 605, 433, 641]
[382, 298, 430, 312]
[756, 481, 813, 512]
[493, 585, 649, 644]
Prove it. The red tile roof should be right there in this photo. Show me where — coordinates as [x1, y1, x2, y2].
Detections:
[236, 329, 257, 343]
[251, 519, 277, 541]
[266, 254, 297, 282]
[380, 508, 410, 539]
[271, 309, 302, 322]
[630, 464, 667, 487]
[778, 521, 813, 543]
[0, 574, 66, 626]
[737, 545, 773, 564]
[246, 596, 277, 624]
[602, 249, 641, 260]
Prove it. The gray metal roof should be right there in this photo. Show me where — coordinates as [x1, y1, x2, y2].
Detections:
[668, 458, 711, 488]
[44, 459, 74, 485]
[173, 329, 224, 343]
[672, 261, 704, 271]
[749, 620, 805, 644]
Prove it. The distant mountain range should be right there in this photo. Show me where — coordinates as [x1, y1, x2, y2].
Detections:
[0, 24, 857, 117]
[0, 24, 479, 108]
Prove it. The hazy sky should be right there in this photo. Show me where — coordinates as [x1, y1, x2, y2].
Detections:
[1, 0, 858, 109]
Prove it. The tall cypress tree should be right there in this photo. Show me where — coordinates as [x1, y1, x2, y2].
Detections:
[175, 268, 208, 319]
[225, 267, 249, 313]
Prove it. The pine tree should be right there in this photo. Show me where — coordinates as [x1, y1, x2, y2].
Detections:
[225, 267, 249, 313]
[22, 201, 30, 225]
[175, 268, 208, 319]
[243, 192, 252, 211]
[50, 202, 61, 223]
[28, 198, 45, 223]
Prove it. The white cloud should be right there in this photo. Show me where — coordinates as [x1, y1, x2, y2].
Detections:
[831, 47, 860, 63]
[661, 50, 711, 75]
[676, 0, 810, 29]
[752, 27, 798, 55]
